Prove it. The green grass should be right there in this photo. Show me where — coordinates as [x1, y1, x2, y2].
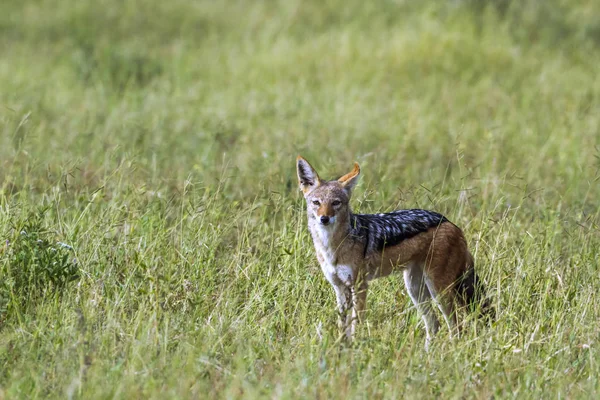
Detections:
[1, 0, 600, 398]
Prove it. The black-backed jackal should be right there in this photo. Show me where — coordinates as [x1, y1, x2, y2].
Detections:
[296, 156, 492, 348]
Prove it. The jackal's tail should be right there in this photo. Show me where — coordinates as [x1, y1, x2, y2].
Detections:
[455, 266, 495, 321]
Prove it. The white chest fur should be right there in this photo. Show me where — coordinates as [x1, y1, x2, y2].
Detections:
[318, 258, 355, 287]
[310, 223, 355, 286]
[309, 223, 335, 260]
[312, 222, 334, 249]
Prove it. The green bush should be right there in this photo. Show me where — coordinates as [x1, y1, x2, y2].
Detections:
[0, 209, 79, 325]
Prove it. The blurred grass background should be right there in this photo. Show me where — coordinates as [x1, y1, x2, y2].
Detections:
[1, 0, 600, 398]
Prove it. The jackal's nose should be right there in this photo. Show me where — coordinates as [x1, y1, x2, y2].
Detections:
[320, 216, 330, 225]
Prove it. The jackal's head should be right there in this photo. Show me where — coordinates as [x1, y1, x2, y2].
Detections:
[296, 156, 360, 227]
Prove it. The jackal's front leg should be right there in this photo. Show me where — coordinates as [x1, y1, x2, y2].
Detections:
[351, 280, 368, 336]
[333, 283, 353, 339]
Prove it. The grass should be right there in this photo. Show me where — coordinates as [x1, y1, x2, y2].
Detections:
[1, 0, 600, 398]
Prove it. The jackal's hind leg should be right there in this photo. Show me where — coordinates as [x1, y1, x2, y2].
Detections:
[403, 264, 440, 350]
[430, 289, 460, 338]
[424, 276, 460, 339]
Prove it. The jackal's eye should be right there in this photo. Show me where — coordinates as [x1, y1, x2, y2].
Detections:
[312, 200, 320, 206]
[332, 200, 341, 206]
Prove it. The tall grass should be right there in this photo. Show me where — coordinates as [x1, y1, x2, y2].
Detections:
[1, 0, 600, 398]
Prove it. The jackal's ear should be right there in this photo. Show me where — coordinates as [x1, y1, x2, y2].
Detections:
[296, 156, 321, 195]
[338, 162, 360, 194]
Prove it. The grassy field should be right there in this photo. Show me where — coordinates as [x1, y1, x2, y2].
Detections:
[2, 0, 600, 398]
